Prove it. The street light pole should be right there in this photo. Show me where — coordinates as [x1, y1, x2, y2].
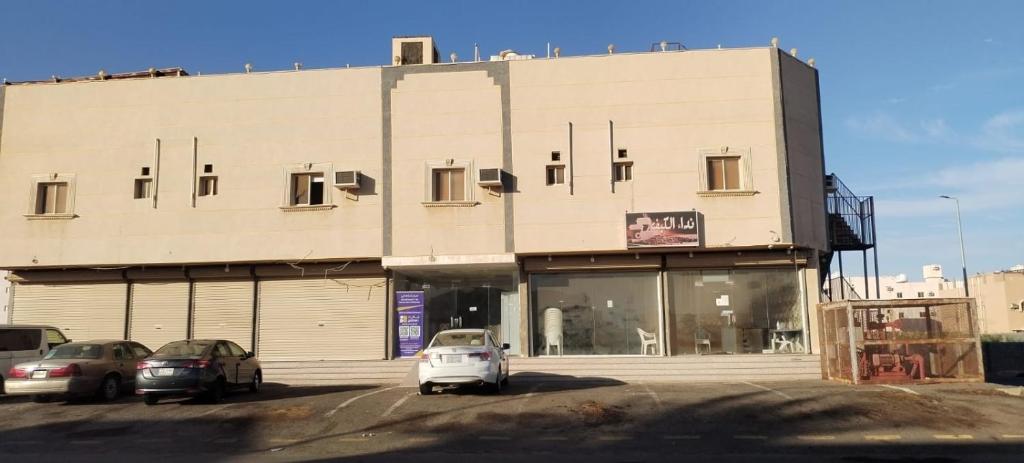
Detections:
[939, 195, 969, 297]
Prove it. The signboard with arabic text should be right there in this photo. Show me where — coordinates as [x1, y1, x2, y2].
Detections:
[626, 211, 700, 248]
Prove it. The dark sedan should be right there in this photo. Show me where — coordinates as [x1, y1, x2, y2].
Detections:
[135, 339, 262, 405]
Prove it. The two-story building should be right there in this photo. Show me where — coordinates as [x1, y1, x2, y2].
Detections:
[0, 36, 843, 368]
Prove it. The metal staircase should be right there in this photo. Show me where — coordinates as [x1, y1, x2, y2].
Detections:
[822, 174, 877, 300]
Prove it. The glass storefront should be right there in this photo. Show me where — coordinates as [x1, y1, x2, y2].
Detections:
[530, 272, 661, 356]
[667, 268, 804, 355]
[393, 269, 520, 356]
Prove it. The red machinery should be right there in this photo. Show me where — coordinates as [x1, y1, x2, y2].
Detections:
[858, 350, 926, 382]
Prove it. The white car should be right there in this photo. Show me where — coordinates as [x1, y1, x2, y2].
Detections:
[418, 329, 509, 395]
[1, 325, 70, 394]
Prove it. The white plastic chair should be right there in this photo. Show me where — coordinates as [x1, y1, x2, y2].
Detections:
[695, 328, 712, 354]
[772, 332, 795, 353]
[543, 307, 563, 356]
[636, 328, 658, 355]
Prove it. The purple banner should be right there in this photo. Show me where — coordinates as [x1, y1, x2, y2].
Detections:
[396, 291, 425, 358]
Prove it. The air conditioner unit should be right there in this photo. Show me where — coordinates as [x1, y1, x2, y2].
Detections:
[477, 168, 503, 187]
[334, 170, 361, 189]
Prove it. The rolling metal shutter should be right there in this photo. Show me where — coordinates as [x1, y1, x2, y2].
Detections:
[11, 283, 128, 341]
[129, 282, 189, 351]
[257, 277, 386, 361]
[192, 280, 255, 351]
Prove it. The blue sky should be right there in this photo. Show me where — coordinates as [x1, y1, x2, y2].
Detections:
[2, 1, 1021, 279]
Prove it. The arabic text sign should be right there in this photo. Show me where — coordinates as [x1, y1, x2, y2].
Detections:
[626, 211, 700, 248]
[396, 291, 425, 358]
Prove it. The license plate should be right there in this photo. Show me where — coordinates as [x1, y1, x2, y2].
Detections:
[156, 368, 175, 376]
[31, 370, 47, 379]
[443, 355, 463, 364]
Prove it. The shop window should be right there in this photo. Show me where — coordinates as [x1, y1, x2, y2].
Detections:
[291, 173, 325, 206]
[531, 272, 660, 355]
[667, 269, 803, 355]
[546, 165, 565, 185]
[432, 168, 466, 201]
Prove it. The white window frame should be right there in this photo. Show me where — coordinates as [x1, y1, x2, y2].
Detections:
[423, 159, 476, 206]
[25, 173, 77, 220]
[280, 162, 335, 211]
[697, 147, 755, 196]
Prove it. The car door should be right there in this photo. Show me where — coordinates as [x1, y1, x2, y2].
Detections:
[12, 329, 45, 366]
[226, 341, 253, 384]
[112, 343, 135, 387]
[214, 342, 240, 385]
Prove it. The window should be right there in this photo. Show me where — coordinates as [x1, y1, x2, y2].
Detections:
[198, 176, 218, 197]
[706, 156, 741, 191]
[134, 178, 152, 199]
[0, 329, 42, 351]
[432, 168, 466, 202]
[613, 162, 633, 182]
[291, 173, 325, 206]
[36, 182, 69, 214]
[546, 165, 565, 185]
[130, 343, 152, 359]
[227, 342, 246, 357]
[134, 166, 153, 199]
[617, 148, 628, 159]
[551, 151, 561, 162]
[896, 292, 903, 298]
[917, 291, 925, 298]
[45, 329, 67, 348]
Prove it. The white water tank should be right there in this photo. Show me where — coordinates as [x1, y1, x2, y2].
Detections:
[894, 274, 908, 283]
[923, 264, 944, 280]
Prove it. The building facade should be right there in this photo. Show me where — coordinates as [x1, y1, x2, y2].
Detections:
[0, 37, 832, 362]
[969, 268, 1024, 334]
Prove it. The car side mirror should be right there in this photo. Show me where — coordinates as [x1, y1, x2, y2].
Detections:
[502, 343, 511, 350]
[246, 351, 255, 359]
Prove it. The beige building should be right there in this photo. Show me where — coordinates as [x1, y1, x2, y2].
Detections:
[832, 264, 964, 301]
[969, 267, 1024, 334]
[0, 36, 846, 365]
[1, 271, 9, 324]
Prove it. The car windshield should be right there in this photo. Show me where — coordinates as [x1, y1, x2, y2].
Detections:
[44, 344, 104, 360]
[430, 332, 486, 347]
[153, 341, 212, 357]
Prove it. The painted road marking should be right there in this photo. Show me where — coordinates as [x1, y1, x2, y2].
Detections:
[598, 436, 630, 441]
[798, 435, 836, 441]
[1001, 434, 1024, 439]
[193, 403, 233, 418]
[743, 381, 794, 400]
[336, 438, 369, 443]
[881, 384, 919, 395]
[325, 386, 399, 417]
[381, 392, 414, 418]
[663, 435, 701, 440]
[268, 438, 299, 444]
[642, 383, 663, 409]
[408, 436, 439, 443]
[734, 435, 768, 440]
[515, 382, 544, 417]
[934, 434, 973, 440]
[480, 436, 511, 441]
[864, 435, 902, 441]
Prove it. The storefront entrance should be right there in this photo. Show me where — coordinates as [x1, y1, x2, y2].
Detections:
[393, 267, 519, 357]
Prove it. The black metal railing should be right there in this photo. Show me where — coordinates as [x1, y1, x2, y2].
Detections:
[826, 174, 875, 250]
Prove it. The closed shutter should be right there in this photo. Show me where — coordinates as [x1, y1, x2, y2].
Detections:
[129, 282, 189, 351]
[12, 283, 127, 341]
[192, 280, 255, 351]
[257, 277, 386, 361]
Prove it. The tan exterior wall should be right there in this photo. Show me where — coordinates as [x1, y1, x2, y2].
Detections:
[388, 70, 508, 258]
[970, 272, 1024, 333]
[0, 69, 383, 268]
[510, 48, 789, 253]
[778, 52, 828, 251]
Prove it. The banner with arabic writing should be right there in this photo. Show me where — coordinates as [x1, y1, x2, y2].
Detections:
[626, 211, 700, 248]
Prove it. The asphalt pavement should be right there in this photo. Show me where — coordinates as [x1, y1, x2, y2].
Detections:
[1, 377, 1022, 462]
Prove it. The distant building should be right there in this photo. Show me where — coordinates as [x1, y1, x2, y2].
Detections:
[828, 264, 963, 301]
[969, 266, 1024, 334]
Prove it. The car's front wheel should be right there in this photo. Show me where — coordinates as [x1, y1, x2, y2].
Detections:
[418, 382, 432, 395]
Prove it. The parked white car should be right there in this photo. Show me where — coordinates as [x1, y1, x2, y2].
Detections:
[1, 325, 70, 394]
[418, 329, 509, 395]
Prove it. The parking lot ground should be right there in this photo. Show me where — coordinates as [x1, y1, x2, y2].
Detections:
[1, 378, 1023, 462]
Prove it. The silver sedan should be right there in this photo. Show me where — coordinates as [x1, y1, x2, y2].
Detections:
[4, 340, 152, 402]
